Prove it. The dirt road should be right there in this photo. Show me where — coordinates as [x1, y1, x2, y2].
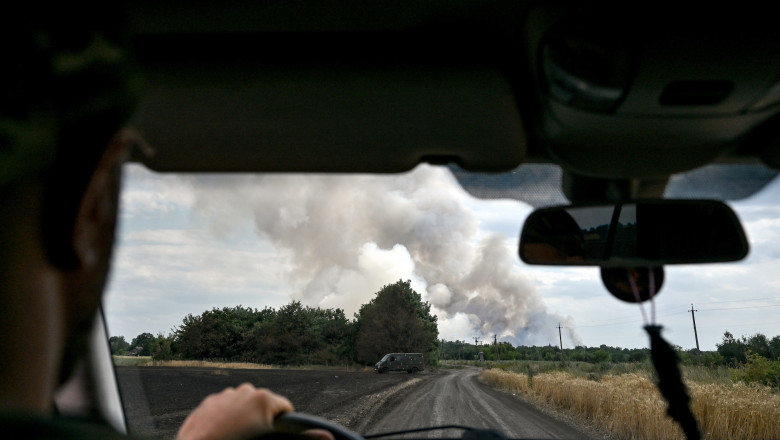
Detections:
[366, 368, 593, 439]
[116, 366, 596, 439]
[116, 366, 412, 439]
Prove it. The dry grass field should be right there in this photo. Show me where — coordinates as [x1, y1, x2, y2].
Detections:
[112, 356, 153, 366]
[142, 359, 277, 369]
[481, 368, 780, 440]
[112, 356, 376, 372]
[112, 356, 275, 369]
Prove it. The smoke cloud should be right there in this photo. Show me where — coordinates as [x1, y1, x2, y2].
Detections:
[189, 165, 580, 346]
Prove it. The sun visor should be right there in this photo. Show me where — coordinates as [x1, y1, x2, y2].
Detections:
[123, 0, 529, 173]
[128, 62, 525, 173]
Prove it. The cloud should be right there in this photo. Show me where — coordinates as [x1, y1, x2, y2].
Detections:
[104, 225, 292, 339]
[185, 165, 581, 346]
[118, 164, 196, 219]
[105, 163, 780, 350]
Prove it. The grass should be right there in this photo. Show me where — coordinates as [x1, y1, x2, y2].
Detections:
[111, 357, 375, 371]
[683, 364, 734, 386]
[144, 360, 277, 369]
[447, 359, 737, 385]
[112, 356, 152, 366]
[112, 356, 275, 369]
[480, 367, 780, 440]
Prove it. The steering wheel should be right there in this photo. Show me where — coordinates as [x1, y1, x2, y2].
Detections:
[274, 412, 364, 440]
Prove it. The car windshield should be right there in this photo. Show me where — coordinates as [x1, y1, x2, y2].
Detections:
[103, 162, 780, 439]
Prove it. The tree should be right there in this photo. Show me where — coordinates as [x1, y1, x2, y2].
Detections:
[311, 307, 354, 365]
[700, 351, 723, 366]
[354, 280, 438, 364]
[771, 335, 780, 359]
[176, 305, 259, 360]
[591, 348, 612, 363]
[260, 301, 320, 365]
[131, 332, 156, 356]
[717, 331, 779, 366]
[109, 336, 130, 355]
[746, 333, 772, 359]
[717, 331, 748, 365]
[152, 333, 175, 360]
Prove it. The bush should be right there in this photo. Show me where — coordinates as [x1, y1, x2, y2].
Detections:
[732, 352, 780, 388]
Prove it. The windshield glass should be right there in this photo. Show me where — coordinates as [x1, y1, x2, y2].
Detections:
[104, 163, 780, 439]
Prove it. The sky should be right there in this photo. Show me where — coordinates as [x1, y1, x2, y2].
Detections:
[103, 163, 780, 352]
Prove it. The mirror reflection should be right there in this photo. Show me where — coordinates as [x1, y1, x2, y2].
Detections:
[519, 200, 749, 266]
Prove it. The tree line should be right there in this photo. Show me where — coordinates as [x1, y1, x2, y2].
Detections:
[439, 340, 651, 364]
[439, 330, 779, 368]
[110, 280, 778, 370]
[110, 280, 439, 366]
[713, 331, 780, 365]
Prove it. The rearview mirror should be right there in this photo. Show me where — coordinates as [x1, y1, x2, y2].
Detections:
[519, 200, 749, 266]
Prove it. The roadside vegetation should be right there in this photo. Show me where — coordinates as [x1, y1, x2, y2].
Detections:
[477, 353, 780, 440]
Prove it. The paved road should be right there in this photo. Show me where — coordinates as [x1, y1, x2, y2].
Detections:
[366, 368, 595, 439]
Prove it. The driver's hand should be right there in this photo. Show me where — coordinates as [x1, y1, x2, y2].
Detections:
[175, 383, 334, 440]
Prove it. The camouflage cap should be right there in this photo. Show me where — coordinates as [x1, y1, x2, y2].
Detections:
[0, 4, 140, 187]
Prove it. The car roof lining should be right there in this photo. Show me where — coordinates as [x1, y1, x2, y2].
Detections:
[125, 1, 780, 183]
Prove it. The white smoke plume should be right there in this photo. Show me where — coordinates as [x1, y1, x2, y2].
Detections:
[188, 165, 580, 346]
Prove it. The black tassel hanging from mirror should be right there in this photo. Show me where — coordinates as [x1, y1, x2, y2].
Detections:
[645, 325, 701, 440]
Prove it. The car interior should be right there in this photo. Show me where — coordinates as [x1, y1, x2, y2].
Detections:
[54, 1, 780, 439]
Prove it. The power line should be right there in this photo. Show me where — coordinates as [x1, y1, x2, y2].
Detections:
[698, 319, 780, 329]
[569, 319, 644, 328]
[691, 296, 779, 305]
[574, 315, 646, 325]
[651, 296, 780, 315]
[569, 302, 780, 329]
[700, 303, 780, 312]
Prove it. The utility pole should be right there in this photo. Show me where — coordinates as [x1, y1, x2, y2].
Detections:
[494, 335, 501, 361]
[474, 337, 480, 347]
[689, 304, 701, 364]
[557, 323, 564, 352]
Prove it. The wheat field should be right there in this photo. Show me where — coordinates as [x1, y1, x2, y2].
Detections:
[480, 368, 780, 440]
